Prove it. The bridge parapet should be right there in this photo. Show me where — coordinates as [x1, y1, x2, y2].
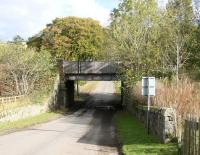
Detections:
[63, 61, 119, 74]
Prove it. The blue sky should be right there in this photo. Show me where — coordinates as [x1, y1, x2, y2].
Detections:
[0, 0, 120, 41]
[0, 0, 180, 41]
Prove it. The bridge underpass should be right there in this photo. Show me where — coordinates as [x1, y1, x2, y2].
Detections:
[58, 61, 124, 109]
[0, 61, 122, 155]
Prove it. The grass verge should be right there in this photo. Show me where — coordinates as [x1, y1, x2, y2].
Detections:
[114, 81, 121, 94]
[79, 81, 98, 93]
[113, 112, 177, 155]
[0, 111, 62, 135]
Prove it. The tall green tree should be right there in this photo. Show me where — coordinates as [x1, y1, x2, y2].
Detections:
[27, 17, 104, 61]
[186, 25, 200, 78]
[184, 1, 200, 79]
[110, 0, 161, 84]
[160, 0, 194, 82]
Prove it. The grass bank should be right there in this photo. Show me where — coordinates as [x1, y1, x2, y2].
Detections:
[79, 81, 98, 93]
[0, 111, 62, 135]
[114, 81, 121, 94]
[114, 112, 177, 155]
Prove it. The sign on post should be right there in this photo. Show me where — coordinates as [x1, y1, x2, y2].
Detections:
[142, 77, 155, 96]
[141, 77, 156, 134]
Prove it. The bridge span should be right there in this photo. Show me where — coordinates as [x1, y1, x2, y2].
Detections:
[57, 60, 123, 108]
[63, 61, 120, 81]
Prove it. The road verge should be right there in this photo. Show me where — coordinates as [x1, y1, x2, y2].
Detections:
[113, 111, 177, 155]
[0, 111, 63, 135]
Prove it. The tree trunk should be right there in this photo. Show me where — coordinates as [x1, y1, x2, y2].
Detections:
[176, 43, 180, 86]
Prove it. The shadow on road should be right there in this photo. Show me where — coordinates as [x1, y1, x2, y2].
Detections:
[75, 92, 122, 110]
[77, 109, 118, 147]
[75, 92, 121, 148]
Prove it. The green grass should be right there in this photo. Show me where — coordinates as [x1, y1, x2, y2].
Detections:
[0, 111, 62, 134]
[80, 81, 98, 93]
[77, 81, 87, 86]
[114, 81, 121, 94]
[114, 112, 178, 155]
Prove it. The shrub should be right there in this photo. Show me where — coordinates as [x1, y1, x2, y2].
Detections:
[0, 44, 54, 96]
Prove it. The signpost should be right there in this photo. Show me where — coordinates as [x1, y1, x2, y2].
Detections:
[142, 77, 156, 134]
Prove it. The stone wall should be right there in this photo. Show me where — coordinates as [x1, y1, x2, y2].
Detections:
[0, 104, 48, 123]
[133, 106, 176, 143]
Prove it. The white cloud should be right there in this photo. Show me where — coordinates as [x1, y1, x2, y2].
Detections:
[0, 0, 112, 41]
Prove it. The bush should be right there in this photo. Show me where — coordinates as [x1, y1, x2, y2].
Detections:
[0, 44, 54, 96]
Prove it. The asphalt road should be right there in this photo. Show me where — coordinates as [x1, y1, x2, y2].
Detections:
[0, 81, 119, 155]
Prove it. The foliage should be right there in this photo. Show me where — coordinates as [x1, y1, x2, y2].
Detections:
[108, 0, 198, 85]
[27, 17, 104, 61]
[0, 44, 54, 96]
[114, 81, 121, 94]
[159, 0, 195, 82]
[186, 25, 200, 79]
[109, 0, 163, 85]
[114, 112, 177, 155]
[97, 28, 118, 60]
[79, 81, 98, 93]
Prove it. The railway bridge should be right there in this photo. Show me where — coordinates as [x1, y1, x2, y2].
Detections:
[58, 60, 123, 108]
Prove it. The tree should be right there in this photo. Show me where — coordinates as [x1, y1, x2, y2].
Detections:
[110, 0, 161, 85]
[27, 17, 104, 61]
[186, 25, 200, 79]
[185, 2, 200, 79]
[160, 0, 194, 82]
